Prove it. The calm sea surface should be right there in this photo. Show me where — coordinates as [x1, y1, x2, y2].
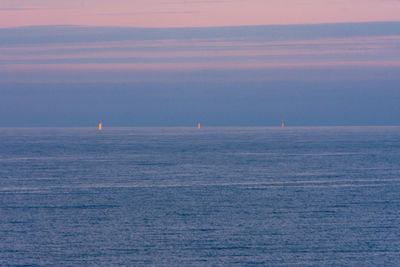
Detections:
[1, 127, 400, 265]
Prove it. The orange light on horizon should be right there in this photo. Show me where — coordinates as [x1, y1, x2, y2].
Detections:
[99, 123, 102, 130]
[198, 123, 201, 129]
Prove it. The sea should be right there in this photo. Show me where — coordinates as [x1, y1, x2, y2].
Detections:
[1, 127, 400, 265]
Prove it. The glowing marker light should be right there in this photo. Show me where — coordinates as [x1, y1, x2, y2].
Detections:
[99, 123, 102, 130]
[198, 123, 201, 129]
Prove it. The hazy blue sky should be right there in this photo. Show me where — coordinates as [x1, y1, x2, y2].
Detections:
[1, 22, 400, 126]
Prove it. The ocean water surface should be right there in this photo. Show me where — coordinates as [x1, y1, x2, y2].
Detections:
[0, 127, 400, 265]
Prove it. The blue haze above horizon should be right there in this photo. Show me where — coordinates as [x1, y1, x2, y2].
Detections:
[1, 22, 400, 127]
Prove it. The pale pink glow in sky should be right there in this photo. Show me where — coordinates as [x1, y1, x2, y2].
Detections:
[0, 48, 377, 61]
[2, 34, 397, 63]
[2, 36, 399, 52]
[1, 0, 400, 28]
[2, 35, 399, 75]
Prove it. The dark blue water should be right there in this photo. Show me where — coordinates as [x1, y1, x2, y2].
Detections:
[1, 127, 400, 265]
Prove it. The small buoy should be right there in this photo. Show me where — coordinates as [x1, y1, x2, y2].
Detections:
[282, 122, 285, 128]
[198, 123, 201, 129]
[99, 123, 102, 130]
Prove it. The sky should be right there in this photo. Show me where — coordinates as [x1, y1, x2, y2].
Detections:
[0, 1, 400, 126]
[1, 0, 400, 28]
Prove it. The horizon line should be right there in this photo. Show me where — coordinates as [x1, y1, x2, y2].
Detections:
[1, 125, 399, 128]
